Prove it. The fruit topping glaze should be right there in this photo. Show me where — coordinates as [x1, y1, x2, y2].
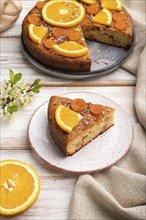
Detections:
[27, 0, 128, 57]
[54, 98, 107, 133]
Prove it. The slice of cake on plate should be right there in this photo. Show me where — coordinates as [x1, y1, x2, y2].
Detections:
[48, 96, 115, 156]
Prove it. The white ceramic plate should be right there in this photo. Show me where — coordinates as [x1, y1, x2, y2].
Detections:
[28, 92, 133, 174]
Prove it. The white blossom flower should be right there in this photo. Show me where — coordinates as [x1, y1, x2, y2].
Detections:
[0, 70, 42, 120]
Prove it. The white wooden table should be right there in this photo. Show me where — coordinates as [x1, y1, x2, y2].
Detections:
[1, 1, 137, 219]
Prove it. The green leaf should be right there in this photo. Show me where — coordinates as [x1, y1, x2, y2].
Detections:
[7, 105, 18, 113]
[14, 73, 22, 83]
[29, 84, 42, 93]
[9, 69, 15, 85]
[34, 79, 41, 85]
[31, 88, 40, 93]
[34, 85, 42, 89]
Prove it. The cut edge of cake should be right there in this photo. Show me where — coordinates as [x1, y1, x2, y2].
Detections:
[48, 96, 115, 156]
[81, 7, 133, 49]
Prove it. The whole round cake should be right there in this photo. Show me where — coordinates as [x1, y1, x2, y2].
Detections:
[22, 0, 133, 72]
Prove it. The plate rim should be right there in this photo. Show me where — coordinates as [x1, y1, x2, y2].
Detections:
[21, 31, 135, 79]
[28, 91, 134, 174]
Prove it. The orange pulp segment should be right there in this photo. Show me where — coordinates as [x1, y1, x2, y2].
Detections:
[92, 8, 112, 26]
[0, 160, 40, 216]
[80, 0, 96, 4]
[101, 0, 122, 11]
[28, 24, 47, 44]
[27, 14, 41, 25]
[42, 0, 85, 28]
[52, 41, 89, 57]
[55, 105, 82, 133]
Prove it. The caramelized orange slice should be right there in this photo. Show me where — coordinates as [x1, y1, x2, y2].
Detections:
[55, 105, 82, 133]
[42, 0, 85, 28]
[27, 14, 41, 25]
[90, 104, 104, 115]
[86, 4, 100, 15]
[44, 39, 56, 49]
[36, 1, 46, 10]
[52, 27, 68, 38]
[67, 28, 82, 41]
[115, 20, 127, 30]
[71, 99, 86, 112]
[113, 12, 126, 21]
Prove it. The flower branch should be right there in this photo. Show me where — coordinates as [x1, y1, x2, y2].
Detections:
[0, 69, 42, 120]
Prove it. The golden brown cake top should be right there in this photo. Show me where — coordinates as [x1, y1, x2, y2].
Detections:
[48, 96, 115, 140]
[26, 0, 133, 52]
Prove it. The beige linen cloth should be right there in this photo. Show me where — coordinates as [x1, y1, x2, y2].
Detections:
[68, 1, 146, 219]
[0, 0, 22, 32]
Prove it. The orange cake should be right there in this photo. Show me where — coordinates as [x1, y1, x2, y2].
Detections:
[22, 0, 133, 72]
[48, 96, 115, 156]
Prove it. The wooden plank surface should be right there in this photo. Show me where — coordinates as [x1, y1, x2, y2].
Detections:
[0, 1, 138, 219]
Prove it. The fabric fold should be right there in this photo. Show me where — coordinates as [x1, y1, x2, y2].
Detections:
[0, 0, 22, 32]
[68, 1, 146, 219]
[135, 47, 146, 129]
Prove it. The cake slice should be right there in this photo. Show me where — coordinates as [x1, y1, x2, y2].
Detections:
[48, 96, 115, 156]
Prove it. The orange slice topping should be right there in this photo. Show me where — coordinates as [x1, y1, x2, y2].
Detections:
[44, 39, 56, 49]
[86, 4, 100, 15]
[0, 160, 40, 216]
[42, 0, 85, 28]
[90, 104, 104, 115]
[52, 41, 89, 57]
[55, 105, 82, 133]
[36, 1, 46, 10]
[71, 99, 86, 112]
[27, 14, 41, 25]
[92, 8, 112, 26]
[115, 20, 127, 30]
[67, 28, 82, 41]
[28, 24, 47, 44]
[101, 0, 122, 12]
[80, 0, 96, 5]
[52, 27, 68, 38]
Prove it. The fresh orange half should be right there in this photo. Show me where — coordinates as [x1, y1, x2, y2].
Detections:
[53, 41, 89, 57]
[92, 8, 112, 26]
[55, 105, 82, 133]
[28, 24, 47, 44]
[80, 0, 96, 5]
[42, 0, 85, 28]
[101, 0, 122, 11]
[0, 160, 40, 216]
